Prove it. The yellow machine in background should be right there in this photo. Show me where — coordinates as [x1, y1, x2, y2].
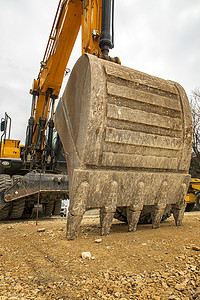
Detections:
[0, 113, 20, 159]
[0, 113, 22, 175]
[186, 178, 200, 211]
[0, 140, 20, 159]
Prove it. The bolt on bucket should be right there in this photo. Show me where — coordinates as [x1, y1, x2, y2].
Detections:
[55, 53, 192, 239]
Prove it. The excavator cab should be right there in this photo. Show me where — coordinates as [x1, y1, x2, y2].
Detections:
[0, 113, 22, 175]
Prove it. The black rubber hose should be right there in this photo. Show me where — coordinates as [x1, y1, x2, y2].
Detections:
[112, 0, 114, 47]
[99, 0, 112, 54]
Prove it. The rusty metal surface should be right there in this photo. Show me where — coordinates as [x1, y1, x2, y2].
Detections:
[4, 171, 69, 202]
[55, 53, 193, 239]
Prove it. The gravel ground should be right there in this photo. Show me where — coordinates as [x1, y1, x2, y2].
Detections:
[0, 211, 199, 299]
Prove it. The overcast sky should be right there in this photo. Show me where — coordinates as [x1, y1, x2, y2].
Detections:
[0, 0, 200, 143]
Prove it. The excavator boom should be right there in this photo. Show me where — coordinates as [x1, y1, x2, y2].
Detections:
[27, 0, 108, 162]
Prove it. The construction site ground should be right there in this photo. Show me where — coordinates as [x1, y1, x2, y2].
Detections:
[0, 210, 200, 300]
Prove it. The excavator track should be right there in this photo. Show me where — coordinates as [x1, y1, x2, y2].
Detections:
[0, 203, 10, 220]
[53, 200, 62, 215]
[0, 172, 67, 220]
[56, 54, 193, 239]
[0, 174, 11, 220]
[9, 199, 25, 219]
[9, 175, 25, 219]
[0, 174, 25, 220]
[114, 205, 172, 224]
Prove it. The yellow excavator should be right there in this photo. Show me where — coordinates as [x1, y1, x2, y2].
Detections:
[0, 110, 68, 220]
[0, 0, 192, 239]
[186, 178, 200, 211]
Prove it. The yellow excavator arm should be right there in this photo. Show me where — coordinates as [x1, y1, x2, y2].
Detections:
[29, 0, 104, 137]
[31, 0, 103, 97]
[26, 0, 115, 168]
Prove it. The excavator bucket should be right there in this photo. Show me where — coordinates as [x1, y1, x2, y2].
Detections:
[55, 53, 192, 239]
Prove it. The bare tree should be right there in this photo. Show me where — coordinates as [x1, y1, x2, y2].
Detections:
[189, 88, 200, 177]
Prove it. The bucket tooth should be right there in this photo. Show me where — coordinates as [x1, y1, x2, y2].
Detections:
[100, 180, 118, 236]
[66, 181, 89, 240]
[67, 214, 83, 240]
[151, 205, 166, 229]
[171, 183, 187, 226]
[100, 209, 115, 236]
[127, 208, 142, 232]
[152, 181, 168, 229]
[127, 182, 144, 232]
